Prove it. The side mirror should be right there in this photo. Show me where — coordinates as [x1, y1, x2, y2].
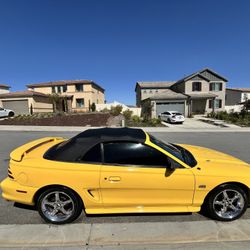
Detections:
[168, 162, 176, 171]
[165, 165, 175, 177]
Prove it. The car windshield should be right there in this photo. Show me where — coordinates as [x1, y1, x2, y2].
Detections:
[149, 134, 197, 167]
[149, 134, 184, 162]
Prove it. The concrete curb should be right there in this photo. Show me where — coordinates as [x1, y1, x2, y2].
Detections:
[1, 220, 250, 248]
[0, 125, 250, 132]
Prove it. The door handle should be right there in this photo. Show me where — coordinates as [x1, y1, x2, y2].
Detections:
[108, 176, 121, 182]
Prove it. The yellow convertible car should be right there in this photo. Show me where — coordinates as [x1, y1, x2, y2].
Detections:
[1, 128, 250, 224]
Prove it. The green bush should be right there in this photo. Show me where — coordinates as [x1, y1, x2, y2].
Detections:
[131, 115, 141, 123]
[110, 105, 123, 116]
[100, 107, 110, 113]
[207, 111, 250, 127]
[149, 118, 161, 126]
[90, 103, 96, 112]
[122, 110, 133, 121]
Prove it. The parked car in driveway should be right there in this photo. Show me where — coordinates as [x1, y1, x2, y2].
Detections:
[1, 128, 250, 224]
[0, 107, 15, 117]
[159, 111, 185, 124]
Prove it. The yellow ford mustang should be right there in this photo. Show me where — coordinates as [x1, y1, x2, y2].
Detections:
[1, 128, 250, 224]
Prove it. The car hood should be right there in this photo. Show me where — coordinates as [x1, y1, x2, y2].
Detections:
[179, 144, 249, 166]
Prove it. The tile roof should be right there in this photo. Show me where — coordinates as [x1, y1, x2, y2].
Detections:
[0, 84, 11, 88]
[187, 93, 217, 99]
[227, 88, 250, 92]
[147, 89, 188, 100]
[26, 79, 105, 92]
[0, 90, 49, 98]
[136, 81, 175, 89]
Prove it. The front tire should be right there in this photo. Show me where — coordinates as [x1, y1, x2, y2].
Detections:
[205, 184, 248, 221]
[8, 111, 14, 117]
[37, 186, 82, 224]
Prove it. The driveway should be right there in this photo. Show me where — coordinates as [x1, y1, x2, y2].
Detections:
[163, 116, 240, 129]
[163, 117, 217, 129]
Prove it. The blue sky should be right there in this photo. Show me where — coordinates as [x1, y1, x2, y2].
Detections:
[0, 0, 249, 104]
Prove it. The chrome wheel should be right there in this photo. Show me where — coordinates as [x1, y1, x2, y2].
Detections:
[212, 189, 245, 220]
[41, 191, 75, 222]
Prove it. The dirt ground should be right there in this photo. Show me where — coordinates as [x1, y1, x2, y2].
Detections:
[0, 113, 112, 126]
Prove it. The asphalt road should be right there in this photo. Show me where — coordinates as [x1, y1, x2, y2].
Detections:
[0, 131, 249, 225]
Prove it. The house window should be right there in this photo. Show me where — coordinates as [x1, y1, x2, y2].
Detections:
[75, 84, 84, 92]
[143, 90, 147, 93]
[76, 98, 84, 108]
[149, 89, 152, 93]
[63, 85, 67, 92]
[214, 99, 222, 109]
[52, 85, 65, 94]
[155, 89, 158, 93]
[210, 82, 222, 91]
[243, 93, 248, 101]
[209, 99, 222, 109]
[192, 82, 201, 91]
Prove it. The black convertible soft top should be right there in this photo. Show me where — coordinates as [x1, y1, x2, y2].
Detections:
[44, 128, 146, 162]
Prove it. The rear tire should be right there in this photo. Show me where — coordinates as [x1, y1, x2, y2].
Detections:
[205, 184, 248, 221]
[8, 111, 14, 117]
[37, 186, 82, 224]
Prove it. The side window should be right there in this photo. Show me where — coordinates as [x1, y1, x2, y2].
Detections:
[81, 143, 102, 163]
[103, 142, 170, 167]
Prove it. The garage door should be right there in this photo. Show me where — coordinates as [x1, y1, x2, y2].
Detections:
[156, 101, 185, 116]
[2, 100, 29, 115]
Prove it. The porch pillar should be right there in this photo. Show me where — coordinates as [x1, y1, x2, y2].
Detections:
[212, 97, 215, 113]
[188, 98, 193, 117]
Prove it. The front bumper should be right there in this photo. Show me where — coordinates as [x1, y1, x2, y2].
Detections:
[0, 178, 38, 205]
[171, 118, 185, 123]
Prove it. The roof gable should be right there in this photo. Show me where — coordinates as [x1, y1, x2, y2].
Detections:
[187, 74, 209, 82]
[199, 69, 227, 82]
[175, 68, 228, 85]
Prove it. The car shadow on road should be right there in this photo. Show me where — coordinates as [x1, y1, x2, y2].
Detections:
[14, 202, 36, 211]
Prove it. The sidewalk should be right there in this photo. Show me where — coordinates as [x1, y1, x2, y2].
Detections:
[0, 124, 250, 132]
[1, 220, 250, 248]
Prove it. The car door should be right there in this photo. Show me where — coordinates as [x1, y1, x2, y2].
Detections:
[0, 108, 7, 117]
[100, 141, 195, 211]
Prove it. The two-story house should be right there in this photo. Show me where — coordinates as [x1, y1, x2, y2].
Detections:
[226, 88, 250, 105]
[0, 80, 105, 115]
[135, 68, 227, 117]
[225, 88, 250, 113]
[26, 80, 105, 112]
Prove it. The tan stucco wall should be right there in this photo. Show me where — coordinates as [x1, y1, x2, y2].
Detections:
[32, 96, 53, 113]
[29, 87, 52, 94]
